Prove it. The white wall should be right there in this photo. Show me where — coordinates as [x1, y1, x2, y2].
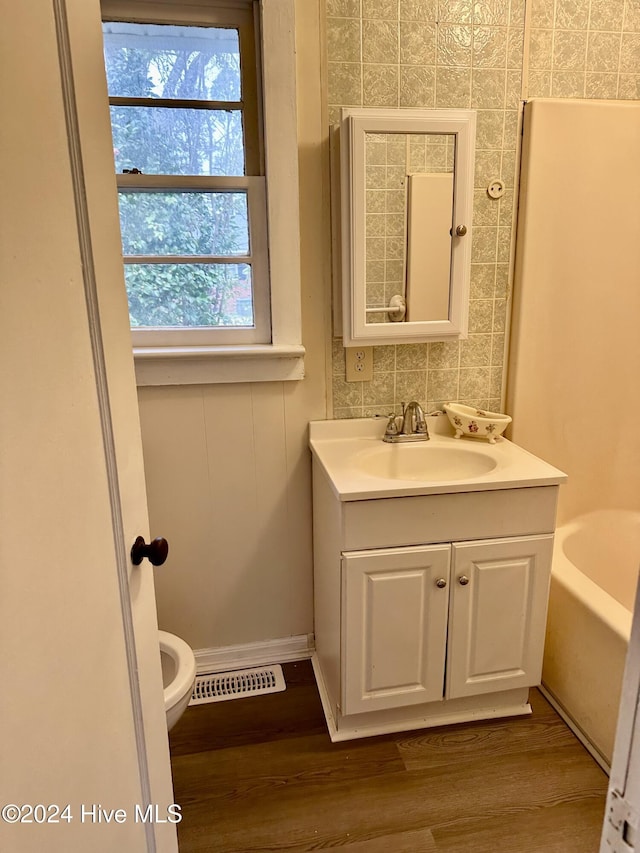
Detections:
[138, 0, 329, 652]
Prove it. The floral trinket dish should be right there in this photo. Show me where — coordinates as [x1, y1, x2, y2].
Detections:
[443, 402, 512, 444]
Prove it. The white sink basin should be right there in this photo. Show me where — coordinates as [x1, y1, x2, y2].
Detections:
[353, 443, 498, 481]
[309, 417, 568, 501]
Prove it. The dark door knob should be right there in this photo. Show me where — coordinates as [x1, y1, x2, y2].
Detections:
[131, 536, 169, 566]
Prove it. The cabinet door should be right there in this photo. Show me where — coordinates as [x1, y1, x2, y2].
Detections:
[342, 545, 451, 715]
[446, 535, 554, 700]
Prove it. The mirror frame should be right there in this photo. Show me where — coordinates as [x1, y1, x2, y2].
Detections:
[341, 107, 476, 346]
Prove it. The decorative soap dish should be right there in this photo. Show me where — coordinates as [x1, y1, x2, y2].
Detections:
[443, 403, 512, 444]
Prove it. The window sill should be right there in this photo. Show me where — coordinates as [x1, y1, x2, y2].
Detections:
[133, 344, 305, 386]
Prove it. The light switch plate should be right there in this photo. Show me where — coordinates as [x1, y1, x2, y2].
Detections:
[345, 347, 373, 382]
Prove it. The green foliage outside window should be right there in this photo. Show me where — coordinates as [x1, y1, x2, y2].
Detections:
[103, 23, 253, 328]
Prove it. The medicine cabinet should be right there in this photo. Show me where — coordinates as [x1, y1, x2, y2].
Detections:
[340, 108, 476, 346]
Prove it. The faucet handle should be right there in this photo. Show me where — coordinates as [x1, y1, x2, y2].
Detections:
[384, 412, 399, 436]
[414, 403, 428, 434]
[415, 416, 428, 434]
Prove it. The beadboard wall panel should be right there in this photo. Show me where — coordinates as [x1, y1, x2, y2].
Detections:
[138, 382, 317, 651]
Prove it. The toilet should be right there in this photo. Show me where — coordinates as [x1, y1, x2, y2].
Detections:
[159, 630, 197, 731]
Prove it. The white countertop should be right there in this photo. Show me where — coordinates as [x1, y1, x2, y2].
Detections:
[309, 416, 567, 501]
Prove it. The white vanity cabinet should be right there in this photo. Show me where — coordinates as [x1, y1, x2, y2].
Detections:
[446, 536, 554, 700]
[342, 544, 451, 714]
[342, 535, 553, 719]
[309, 417, 566, 742]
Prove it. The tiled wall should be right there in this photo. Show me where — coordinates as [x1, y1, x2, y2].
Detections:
[528, 0, 640, 99]
[328, 0, 524, 418]
[327, 0, 640, 418]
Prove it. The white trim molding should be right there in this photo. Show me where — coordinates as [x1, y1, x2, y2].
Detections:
[54, 1, 160, 846]
[134, 343, 305, 385]
[194, 633, 314, 674]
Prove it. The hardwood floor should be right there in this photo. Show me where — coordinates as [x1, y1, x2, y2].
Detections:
[169, 661, 608, 853]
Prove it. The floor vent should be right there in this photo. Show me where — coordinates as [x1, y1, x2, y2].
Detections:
[190, 665, 286, 705]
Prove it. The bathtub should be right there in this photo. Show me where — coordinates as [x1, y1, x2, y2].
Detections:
[542, 509, 640, 768]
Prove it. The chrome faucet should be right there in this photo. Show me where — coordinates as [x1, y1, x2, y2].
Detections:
[383, 401, 430, 443]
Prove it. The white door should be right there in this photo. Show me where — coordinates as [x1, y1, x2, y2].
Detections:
[0, 2, 177, 852]
[600, 578, 640, 851]
[342, 545, 451, 714]
[446, 535, 554, 700]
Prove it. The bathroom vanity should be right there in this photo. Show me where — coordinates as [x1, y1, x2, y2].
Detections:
[309, 416, 567, 741]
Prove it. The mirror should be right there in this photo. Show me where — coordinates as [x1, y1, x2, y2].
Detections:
[340, 108, 476, 346]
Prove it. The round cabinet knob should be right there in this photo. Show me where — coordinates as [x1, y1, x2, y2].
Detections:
[435, 578, 447, 589]
[458, 575, 470, 586]
[131, 536, 169, 566]
[455, 225, 468, 237]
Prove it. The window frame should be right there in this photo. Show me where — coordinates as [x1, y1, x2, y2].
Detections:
[117, 175, 271, 346]
[101, 0, 304, 384]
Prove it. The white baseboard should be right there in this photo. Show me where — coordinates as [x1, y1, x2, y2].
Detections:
[194, 633, 315, 674]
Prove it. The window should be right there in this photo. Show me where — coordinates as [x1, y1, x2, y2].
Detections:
[101, 0, 303, 384]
